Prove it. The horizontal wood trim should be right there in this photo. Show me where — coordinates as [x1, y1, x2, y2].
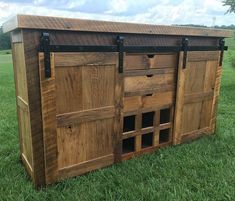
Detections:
[124, 104, 173, 116]
[188, 51, 220, 61]
[125, 53, 178, 70]
[125, 84, 175, 97]
[181, 127, 212, 142]
[57, 106, 115, 127]
[122, 127, 155, 139]
[159, 122, 172, 130]
[184, 91, 214, 104]
[122, 141, 172, 161]
[3, 15, 233, 37]
[122, 131, 139, 139]
[17, 96, 28, 111]
[124, 68, 175, 77]
[54, 52, 118, 67]
[21, 153, 33, 178]
[58, 154, 114, 180]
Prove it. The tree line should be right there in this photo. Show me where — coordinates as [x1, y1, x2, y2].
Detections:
[0, 27, 11, 50]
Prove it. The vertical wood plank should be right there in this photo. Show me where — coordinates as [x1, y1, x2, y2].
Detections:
[173, 52, 185, 145]
[114, 54, 124, 163]
[135, 111, 142, 151]
[22, 30, 46, 187]
[11, 41, 33, 176]
[153, 110, 160, 146]
[210, 57, 222, 133]
[39, 53, 58, 184]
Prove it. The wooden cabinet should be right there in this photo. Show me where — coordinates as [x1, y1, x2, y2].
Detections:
[38, 52, 121, 184]
[3, 15, 232, 187]
[174, 51, 220, 143]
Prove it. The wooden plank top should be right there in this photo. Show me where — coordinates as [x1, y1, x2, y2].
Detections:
[3, 14, 233, 37]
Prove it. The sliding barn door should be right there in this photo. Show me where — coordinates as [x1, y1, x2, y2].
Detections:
[174, 51, 221, 144]
[39, 52, 122, 184]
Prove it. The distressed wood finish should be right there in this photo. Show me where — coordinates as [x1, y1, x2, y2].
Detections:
[12, 42, 33, 176]
[4, 15, 230, 187]
[38, 52, 122, 181]
[39, 53, 58, 184]
[121, 53, 176, 159]
[125, 53, 178, 70]
[3, 15, 233, 37]
[173, 51, 220, 144]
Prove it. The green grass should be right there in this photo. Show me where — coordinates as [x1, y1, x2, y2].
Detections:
[0, 38, 235, 201]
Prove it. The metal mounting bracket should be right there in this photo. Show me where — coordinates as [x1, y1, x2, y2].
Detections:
[182, 37, 189, 69]
[219, 39, 225, 66]
[40, 32, 51, 78]
[117, 36, 124, 73]
[39, 32, 228, 78]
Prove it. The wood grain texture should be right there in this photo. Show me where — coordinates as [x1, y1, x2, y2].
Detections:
[122, 127, 155, 139]
[11, 42, 33, 175]
[122, 141, 172, 161]
[173, 52, 186, 145]
[54, 52, 118, 67]
[113, 56, 124, 163]
[9, 25, 226, 186]
[21, 153, 33, 178]
[124, 73, 175, 96]
[124, 68, 175, 77]
[47, 30, 220, 47]
[3, 14, 233, 37]
[22, 30, 46, 187]
[58, 154, 114, 180]
[39, 53, 58, 184]
[210, 58, 223, 133]
[57, 106, 115, 127]
[125, 53, 178, 71]
[57, 119, 114, 169]
[52, 52, 121, 178]
[124, 91, 174, 113]
[173, 51, 220, 144]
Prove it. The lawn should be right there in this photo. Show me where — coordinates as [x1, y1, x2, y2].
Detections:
[0, 35, 235, 201]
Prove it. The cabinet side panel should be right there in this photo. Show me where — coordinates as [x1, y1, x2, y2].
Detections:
[22, 30, 46, 187]
[11, 39, 33, 177]
[211, 65, 222, 133]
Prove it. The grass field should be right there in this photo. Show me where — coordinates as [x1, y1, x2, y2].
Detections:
[0, 36, 235, 201]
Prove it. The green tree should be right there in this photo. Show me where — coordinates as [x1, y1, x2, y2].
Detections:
[0, 27, 11, 50]
[223, 0, 235, 13]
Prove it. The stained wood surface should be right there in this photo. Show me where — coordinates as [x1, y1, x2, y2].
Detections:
[3, 15, 233, 37]
[122, 54, 175, 158]
[39, 53, 58, 184]
[22, 30, 46, 187]
[124, 91, 174, 113]
[38, 52, 121, 182]
[10, 26, 225, 186]
[125, 53, 178, 70]
[173, 51, 220, 144]
[12, 42, 33, 174]
[124, 73, 175, 96]
[211, 59, 223, 133]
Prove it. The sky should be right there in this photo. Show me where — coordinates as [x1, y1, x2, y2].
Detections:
[0, 0, 235, 27]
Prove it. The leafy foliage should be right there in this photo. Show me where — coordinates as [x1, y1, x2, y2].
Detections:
[223, 0, 235, 13]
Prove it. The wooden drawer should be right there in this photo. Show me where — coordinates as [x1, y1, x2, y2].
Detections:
[124, 91, 174, 113]
[125, 53, 178, 71]
[124, 73, 175, 96]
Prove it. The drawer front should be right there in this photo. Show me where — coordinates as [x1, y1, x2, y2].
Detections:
[125, 53, 178, 71]
[124, 91, 174, 113]
[124, 73, 175, 96]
